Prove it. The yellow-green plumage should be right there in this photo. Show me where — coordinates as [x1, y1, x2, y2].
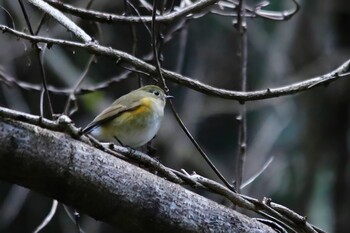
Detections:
[83, 85, 169, 147]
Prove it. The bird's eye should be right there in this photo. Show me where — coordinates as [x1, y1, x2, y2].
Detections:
[153, 91, 160, 96]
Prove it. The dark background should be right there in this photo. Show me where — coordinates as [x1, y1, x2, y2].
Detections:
[0, 0, 349, 232]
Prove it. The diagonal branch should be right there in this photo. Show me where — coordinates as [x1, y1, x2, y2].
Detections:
[0, 106, 324, 232]
[0, 113, 276, 233]
[28, 0, 92, 42]
[44, 0, 221, 24]
[1, 24, 349, 102]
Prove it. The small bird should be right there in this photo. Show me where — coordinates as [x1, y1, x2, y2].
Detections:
[82, 85, 171, 147]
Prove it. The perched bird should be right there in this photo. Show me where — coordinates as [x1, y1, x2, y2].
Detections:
[82, 85, 171, 147]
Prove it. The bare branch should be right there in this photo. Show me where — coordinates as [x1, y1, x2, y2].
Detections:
[63, 55, 95, 116]
[33, 200, 58, 233]
[44, 0, 299, 23]
[234, 0, 248, 193]
[18, 0, 54, 119]
[44, 0, 221, 24]
[0, 68, 130, 96]
[0, 25, 349, 102]
[28, 0, 92, 42]
[241, 156, 274, 189]
[216, 0, 300, 21]
[264, 198, 320, 233]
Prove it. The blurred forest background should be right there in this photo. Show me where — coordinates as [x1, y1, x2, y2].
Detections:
[0, 0, 349, 232]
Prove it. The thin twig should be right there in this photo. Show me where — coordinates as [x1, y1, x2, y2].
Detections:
[234, 0, 248, 193]
[124, 0, 152, 36]
[124, 0, 142, 87]
[150, 0, 235, 191]
[241, 156, 273, 189]
[169, 102, 236, 192]
[18, 0, 54, 119]
[33, 200, 58, 233]
[64, 0, 98, 115]
[39, 88, 45, 117]
[0, 67, 131, 96]
[267, 200, 319, 233]
[63, 55, 95, 116]
[151, 0, 167, 89]
[0, 5, 16, 29]
[34, 13, 47, 35]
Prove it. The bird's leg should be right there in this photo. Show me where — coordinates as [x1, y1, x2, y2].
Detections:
[146, 140, 157, 157]
[113, 136, 124, 147]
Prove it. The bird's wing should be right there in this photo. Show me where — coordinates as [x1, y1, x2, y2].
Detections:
[82, 99, 142, 134]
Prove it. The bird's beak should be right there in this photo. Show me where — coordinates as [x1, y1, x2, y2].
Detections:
[165, 95, 174, 99]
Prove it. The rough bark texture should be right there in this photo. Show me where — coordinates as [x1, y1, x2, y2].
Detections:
[0, 116, 275, 233]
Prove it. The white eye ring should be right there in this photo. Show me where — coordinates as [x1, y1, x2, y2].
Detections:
[153, 91, 160, 96]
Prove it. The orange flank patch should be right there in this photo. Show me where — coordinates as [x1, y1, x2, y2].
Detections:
[98, 97, 155, 140]
[131, 97, 153, 116]
[108, 97, 153, 127]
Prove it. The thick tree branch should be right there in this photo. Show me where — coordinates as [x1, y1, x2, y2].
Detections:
[28, 0, 92, 42]
[0, 25, 349, 102]
[0, 112, 276, 233]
